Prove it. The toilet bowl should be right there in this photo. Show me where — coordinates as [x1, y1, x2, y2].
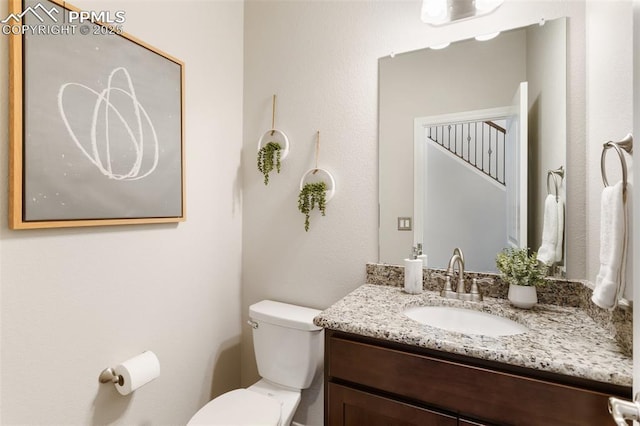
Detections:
[187, 300, 324, 426]
[187, 387, 281, 426]
[187, 379, 302, 426]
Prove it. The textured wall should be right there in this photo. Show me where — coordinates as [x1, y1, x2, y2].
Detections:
[585, 1, 634, 299]
[242, 1, 590, 425]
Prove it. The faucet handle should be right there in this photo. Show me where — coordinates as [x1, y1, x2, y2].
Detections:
[469, 278, 484, 302]
[470, 278, 481, 294]
[443, 276, 453, 292]
[431, 272, 448, 287]
[474, 277, 495, 286]
[431, 271, 447, 280]
[440, 276, 457, 299]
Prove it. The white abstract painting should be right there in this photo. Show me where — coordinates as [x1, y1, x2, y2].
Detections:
[22, 0, 183, 222]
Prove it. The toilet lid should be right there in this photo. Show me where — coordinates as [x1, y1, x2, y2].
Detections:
[187, 389, 281, 426]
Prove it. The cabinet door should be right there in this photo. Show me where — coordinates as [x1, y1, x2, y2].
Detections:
[327, 333, 623, 425]
[327, 383, 457, 426]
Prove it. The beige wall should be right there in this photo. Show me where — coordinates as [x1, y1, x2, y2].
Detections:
[241, 1, 595, 425]
[526, 18, 567, 256]
[633, 0, 639, 397]
[0, 1, 244, 424]
[586, 1, 634, 299]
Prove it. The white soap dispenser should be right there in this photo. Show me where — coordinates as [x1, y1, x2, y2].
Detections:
[404, 246, 423, 294]
[416, 243, 428, 269]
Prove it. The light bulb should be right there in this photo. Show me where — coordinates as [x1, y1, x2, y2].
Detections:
[421, 0, 447, 22]
[430, 42, 451, 50]
[474, 0, 504, 12]
[475, 31, 500, 41]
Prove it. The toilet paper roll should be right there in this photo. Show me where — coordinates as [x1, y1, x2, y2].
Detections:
[114, 351, 160, 396]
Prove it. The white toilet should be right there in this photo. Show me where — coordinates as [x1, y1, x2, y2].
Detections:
[187, 300, 324, 426]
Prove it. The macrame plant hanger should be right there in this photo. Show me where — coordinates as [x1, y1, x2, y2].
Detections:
[258, 94, 290, 159]
[299, 130, 336, 202]
[257, 94, 290, 185]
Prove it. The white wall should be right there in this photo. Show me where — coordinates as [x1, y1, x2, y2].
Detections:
[425, 143, 507, 272]
[585, 0, 634, 299]
[632, 0, 639, 399]
[0, 1, 244, 424]
[526, 18, 567, 256]
[242, 1, 587, 425]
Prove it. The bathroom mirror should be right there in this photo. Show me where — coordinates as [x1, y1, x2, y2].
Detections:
[379, 18, 567, 272]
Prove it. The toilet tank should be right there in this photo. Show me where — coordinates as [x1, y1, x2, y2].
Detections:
[249, 300, 324, 390]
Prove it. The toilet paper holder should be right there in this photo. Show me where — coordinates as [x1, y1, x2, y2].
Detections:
[98, 367, 124, 386]
[98, 351, 160, 395]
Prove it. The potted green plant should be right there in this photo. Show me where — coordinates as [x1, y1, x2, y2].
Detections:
[257, 141, 282, 185]
[298, 181, 327, 231]
[496, 247, 548, 309]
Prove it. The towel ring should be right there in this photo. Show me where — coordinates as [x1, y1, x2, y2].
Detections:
[546, 166, 564, 202]
[601, 133, 633, 202]
[299, 168, 336, 203]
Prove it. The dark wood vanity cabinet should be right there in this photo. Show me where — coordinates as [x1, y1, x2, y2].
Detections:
[324, 330, 631, 426]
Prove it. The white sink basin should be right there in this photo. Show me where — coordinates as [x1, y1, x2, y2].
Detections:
[403, 306, 528, 337]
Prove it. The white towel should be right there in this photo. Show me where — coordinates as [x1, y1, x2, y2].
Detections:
[592, 181, 627, 309]
[554, 198, 565, 263]
[537, 194, 558, 265]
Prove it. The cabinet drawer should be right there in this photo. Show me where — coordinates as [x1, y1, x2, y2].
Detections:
[328, 334, 617, 425]
[328, 382, 457, 426]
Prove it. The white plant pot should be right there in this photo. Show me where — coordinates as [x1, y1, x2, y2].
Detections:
[508, 284, 538, 309]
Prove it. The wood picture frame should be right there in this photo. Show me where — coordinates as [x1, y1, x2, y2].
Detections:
[8, 0, 185, 229]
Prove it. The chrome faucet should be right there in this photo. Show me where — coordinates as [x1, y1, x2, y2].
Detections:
[452, 247, 464, 268]
[440, 248, 484, 302]
[446, 253, 465, 294]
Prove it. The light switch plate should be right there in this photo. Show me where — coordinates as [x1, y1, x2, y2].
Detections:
[397, 217, 412, 231]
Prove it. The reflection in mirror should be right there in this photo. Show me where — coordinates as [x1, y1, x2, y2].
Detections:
[379, 18, 566, 273]
[413, 97, 527, 272]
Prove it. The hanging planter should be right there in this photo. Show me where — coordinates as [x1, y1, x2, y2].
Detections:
[298, 167, 335, 231]
[297, 131, 336, 231]
[298, 181, 327, 232]
[257, 141, 281, 185]
[257, 129, 289, 185]
[256, 95, 289, 185]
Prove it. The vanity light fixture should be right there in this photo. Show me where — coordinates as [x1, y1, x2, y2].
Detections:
[421, 0, 504, 26]
[475, 31, 501, 41]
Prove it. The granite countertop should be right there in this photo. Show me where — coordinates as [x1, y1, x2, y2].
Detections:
[314, 284, 632, 387]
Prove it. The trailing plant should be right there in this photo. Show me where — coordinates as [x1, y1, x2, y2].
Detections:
[257, 142, 282, 185]
[298, 181, 327, 231]
[495, 247, 548, 287]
